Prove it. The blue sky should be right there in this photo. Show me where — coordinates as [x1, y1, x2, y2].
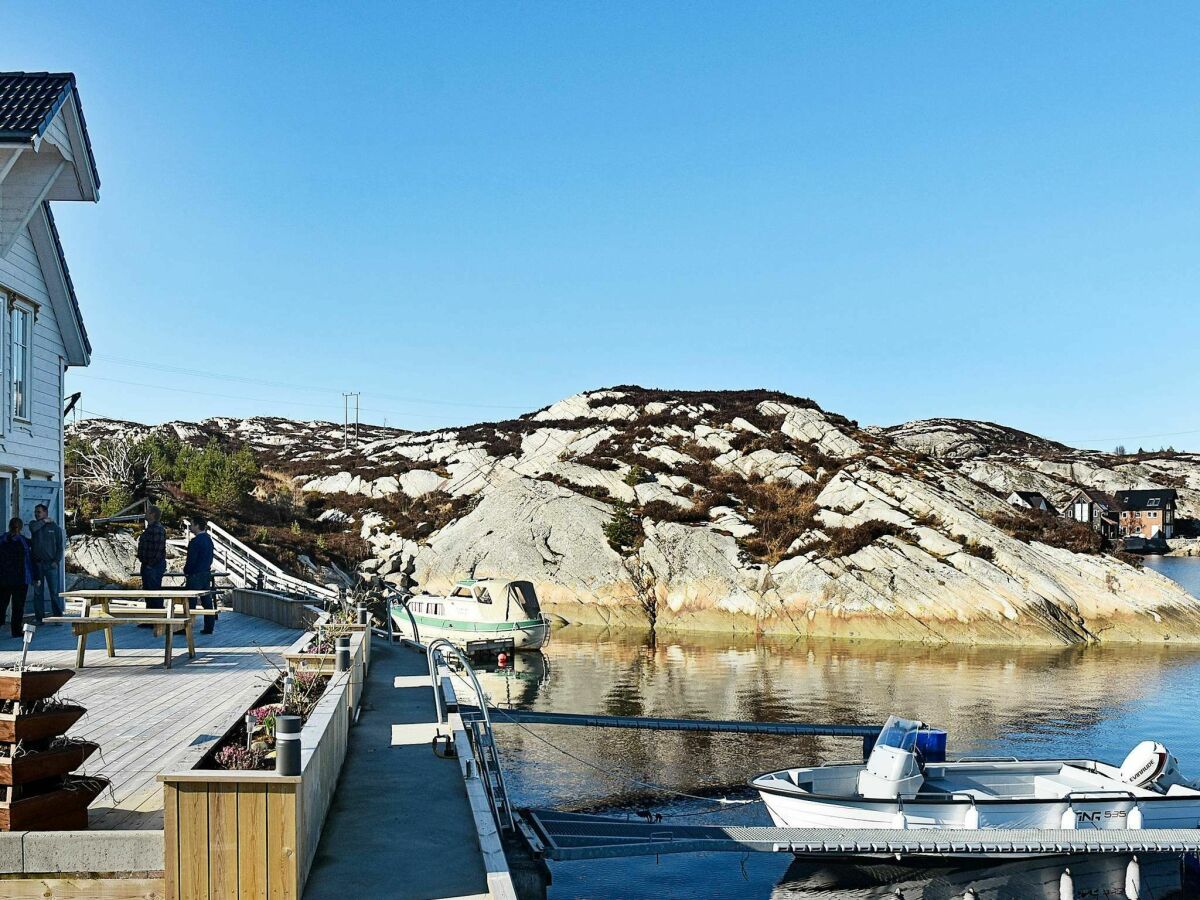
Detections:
[6, 3, 1199, 449]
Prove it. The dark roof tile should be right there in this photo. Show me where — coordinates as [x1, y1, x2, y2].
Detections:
[0, 72, 73, 138]
[1114, 489, 1177, 511]
[0, 72, 99, 189]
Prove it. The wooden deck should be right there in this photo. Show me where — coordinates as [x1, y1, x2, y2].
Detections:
[0, 610, 298, 830]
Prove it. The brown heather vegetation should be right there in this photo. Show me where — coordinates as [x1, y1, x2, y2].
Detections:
[821, 519, 907, 559]
[738, 480, 820, 564]
[986, 509, 1102, 555]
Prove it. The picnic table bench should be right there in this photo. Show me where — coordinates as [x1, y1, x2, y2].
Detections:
[51, 590, 221, 669]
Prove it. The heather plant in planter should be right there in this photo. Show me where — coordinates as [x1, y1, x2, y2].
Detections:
[208, 671, 330, 771]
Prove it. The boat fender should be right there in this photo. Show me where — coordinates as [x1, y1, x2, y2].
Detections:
[1059, 868, 1073, 900]
[1128, 803, 1143, 829]
[891, 800, 907, 830]
[1125, 855, 1141, 900]
[1060, 804, 1076, 830]
[963, 802, 979, 829]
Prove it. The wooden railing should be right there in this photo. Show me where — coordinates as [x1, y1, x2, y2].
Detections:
[158, 629, 369, 899]
[227, 587, 326, 631]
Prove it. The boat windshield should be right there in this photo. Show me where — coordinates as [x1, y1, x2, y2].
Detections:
[875, 716, 922, 752]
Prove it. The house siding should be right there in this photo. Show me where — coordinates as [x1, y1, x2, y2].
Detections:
[0, 225, 68, 518]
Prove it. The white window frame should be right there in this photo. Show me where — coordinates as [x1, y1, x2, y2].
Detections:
[10, 300, 32, 425]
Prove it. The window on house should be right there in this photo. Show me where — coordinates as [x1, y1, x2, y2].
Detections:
[1148, 511, 1157, 518]
[10, 305, 31, 421]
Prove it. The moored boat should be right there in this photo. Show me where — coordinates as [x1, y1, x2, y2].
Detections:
[752, 716, 1200, 856]
[391, 578, 551, 651]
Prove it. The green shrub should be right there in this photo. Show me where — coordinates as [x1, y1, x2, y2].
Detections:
[604, 501, 640, 553]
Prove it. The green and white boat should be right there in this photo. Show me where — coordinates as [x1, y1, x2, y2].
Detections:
[390, 579, 551, 651]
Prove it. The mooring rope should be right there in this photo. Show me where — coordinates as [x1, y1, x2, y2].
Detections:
[451, 669, 760, 810]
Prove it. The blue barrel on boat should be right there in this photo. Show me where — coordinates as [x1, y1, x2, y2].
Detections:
[861, 727, 948, 762]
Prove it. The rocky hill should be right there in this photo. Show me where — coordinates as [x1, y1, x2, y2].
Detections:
[67, 388, 1200, 645]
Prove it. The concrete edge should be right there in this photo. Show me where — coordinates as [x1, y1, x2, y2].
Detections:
[0, 829, 163, 874]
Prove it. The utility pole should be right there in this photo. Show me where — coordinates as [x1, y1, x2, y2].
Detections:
[342, 392, 361, 448]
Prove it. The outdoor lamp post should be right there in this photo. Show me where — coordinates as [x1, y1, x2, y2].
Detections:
[19, 624, 34, 671]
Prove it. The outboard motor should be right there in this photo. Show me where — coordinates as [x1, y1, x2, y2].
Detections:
[858, 716, 926, 799]
[1120, 741, 1199, 792]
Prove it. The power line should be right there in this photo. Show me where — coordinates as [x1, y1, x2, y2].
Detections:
[67, 373, 471, 426]
[1063, 427, 1200, 447]
[92, 354, 536, 410]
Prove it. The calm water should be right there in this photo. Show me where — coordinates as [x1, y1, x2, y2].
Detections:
[487, 557, 1200, 899]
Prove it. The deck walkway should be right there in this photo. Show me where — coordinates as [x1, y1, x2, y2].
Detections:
[304, 640, 490, 900]
[0, 610, 297, 830]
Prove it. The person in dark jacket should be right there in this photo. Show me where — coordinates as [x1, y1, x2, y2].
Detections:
[184, 518, 216, 635]
[0, 518, 32, 637]
[29, 503, 65, 624]
[137, 506, 167, 613]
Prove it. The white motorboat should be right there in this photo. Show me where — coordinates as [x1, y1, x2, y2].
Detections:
[753, 716, 1200, 849]
[391, 578, 551, 652]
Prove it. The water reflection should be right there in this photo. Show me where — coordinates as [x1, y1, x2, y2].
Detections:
[775, 854, 1193, 899]
[491, 560, 1200, 899]
[473, 651, 551, 709]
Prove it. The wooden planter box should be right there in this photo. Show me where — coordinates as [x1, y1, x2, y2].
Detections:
[161, 628, 370, 899]
[0, 707, 86, 743]
[0, 741, 98, 785]
[0, 776, 108, 830]
[0, 668, 74, 702]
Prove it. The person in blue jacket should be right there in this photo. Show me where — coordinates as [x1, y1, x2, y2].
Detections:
[184, 517, 216, 635]
[0, 518, 32, 637]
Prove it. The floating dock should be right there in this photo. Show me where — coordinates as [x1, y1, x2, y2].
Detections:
[469, 706, 880, 737]
[523, 809, 1200, 861]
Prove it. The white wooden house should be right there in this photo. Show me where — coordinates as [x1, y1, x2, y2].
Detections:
[0, 73, 99, 529]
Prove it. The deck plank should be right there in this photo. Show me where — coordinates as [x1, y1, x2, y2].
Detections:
[0, 610, 298, 830]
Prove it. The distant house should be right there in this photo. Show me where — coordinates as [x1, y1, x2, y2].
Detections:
[1007, 490, 1057, 516]
[1114, 489, 1178, 540]
[0, 73, 98, 529]
[1066, 488, 1119, 539]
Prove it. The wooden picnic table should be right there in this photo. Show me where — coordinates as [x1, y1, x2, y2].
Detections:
[52, 589, 220, 669]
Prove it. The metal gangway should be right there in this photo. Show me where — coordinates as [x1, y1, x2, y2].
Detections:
[524, 808, 1200, 862]
[199, 520, 340, 600]
[426, 638, 515, 832]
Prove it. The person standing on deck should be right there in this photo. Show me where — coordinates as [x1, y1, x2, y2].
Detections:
[137, 506, 168, 620]
[184, 518, 216, 635]
[0, 519, 32, 637]
[29, 503, 64, 625]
